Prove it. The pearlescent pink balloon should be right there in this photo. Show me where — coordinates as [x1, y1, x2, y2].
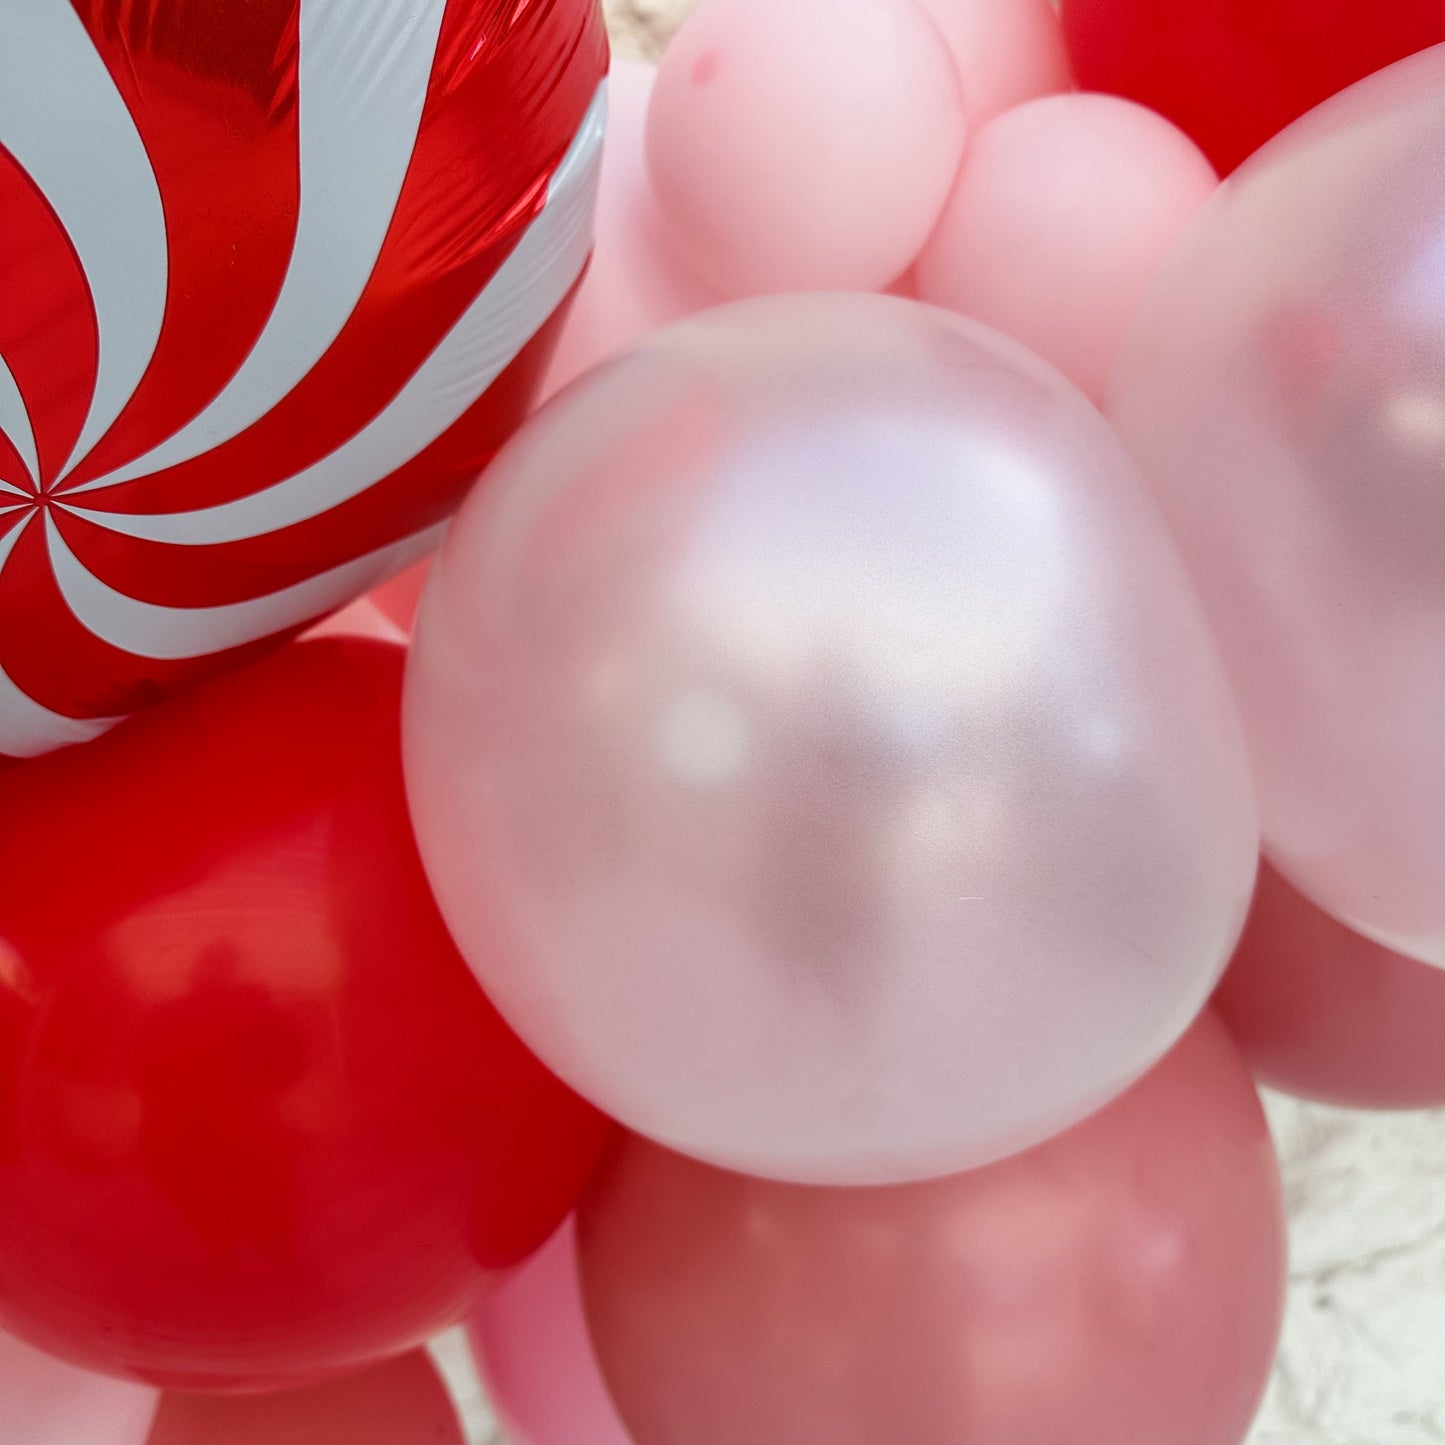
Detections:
[915, 94, 1217, 402]
[1112, 45, 1445, 969]
[467, 1219, 632, 1445]
[1, 1330, 157, 1445]
[646, 0, 966, 297]
[544, 61, 719, 397]
[403, 292, 1258, 1185]
[1214, 862, 1445, 1109]
[578, 1012, 1286, 1445]
[915, 0, 1071, 126]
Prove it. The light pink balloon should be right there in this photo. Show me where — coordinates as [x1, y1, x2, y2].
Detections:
[1111, 45, 1445, 968]
[144, 1351, 463, 1445]
[578, 1012, 1286, 1445]
[915, 0, 1072, 126]
[468, 1219, 632, 1445]
[0, 1329, 157, 1445]
[1214, 861, 1445, 1109]
[367, 560, 432, 636]
[302, 598, 408, 644]
[646, 0, 967, 297]
[404, 292, 1257, 1186]
[915, 93, 1217, 402]
[543, 61, 719, 397]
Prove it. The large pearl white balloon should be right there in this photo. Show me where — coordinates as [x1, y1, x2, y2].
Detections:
[1112, 45, 1445, 969]
[404, 294, 1257, 1184]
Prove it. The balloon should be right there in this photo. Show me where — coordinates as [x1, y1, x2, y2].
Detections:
[368, 561, 433, 637]
[0, 0, 606, 760]
[1111, 45, 1445, 969]
[145, 1351, 463, 1445]
[578, 1012, 1286, 1445]
[915, 94, 1217, 403]
[404, 292, 1257, 1185]
[1, 1329, 157, 1445]
[1214, 862, 1445, 1109]
[302, 598, 408, 644]
[543, 60, 720, 398]
[645, 0, 966, 296]
[468, 1219, 632, 1445]
[0, 638, 610, 1389]
[1061, 0, 1445, 173]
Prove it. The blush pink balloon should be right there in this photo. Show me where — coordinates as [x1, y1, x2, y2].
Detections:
[403, 292, 1257, 1186]
[915, 93, 1217, 402]
[368, 561, 432, 636]
[543, 61, 719, 397]
[145, 1352, 463, 1445]
[468, 1219, 632, 1445]
[302, 598, 408, 644]
[646, 0, 967, 297]
[1214, 862, 1445, 1109]
[1111, 45, 1445, 968]
[1, 1330, 157, 1445]
[578, 1012, 1286, 1445]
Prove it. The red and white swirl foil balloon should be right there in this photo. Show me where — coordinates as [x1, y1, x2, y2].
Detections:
[0, 0, 607, 757]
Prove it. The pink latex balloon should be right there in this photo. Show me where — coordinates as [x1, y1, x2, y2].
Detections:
[646, 0, 967, 297]
[303, 598, 408, 643]
[578, 1012, 1286, 1445]
[915, 0, 1072, 126]
[404, 292, 1257, 1185]
[1214, 862, 1445, 1109]
[1, 1330, 157, 1445]
[544, 61, 719, 397]
[368, 560, 432, 636]
[145, 1351, 463, 1445]
[1111, 45, 1445, 968]
[468, 1219, 632, 1445]
[915, 94, 1217, 402]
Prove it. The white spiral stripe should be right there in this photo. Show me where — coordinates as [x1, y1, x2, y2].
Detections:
[0, 0, 169, 485]
[74, 0, 450, 492]
[45, 513, 446, 661]
[0, 484, 27, 500]
[68, 87, 607, 546]
[0, 515, 121, 755]
[0, 353, 40, 487]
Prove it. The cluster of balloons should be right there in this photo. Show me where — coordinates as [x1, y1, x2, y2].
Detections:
[2, 0, 1445, 1443]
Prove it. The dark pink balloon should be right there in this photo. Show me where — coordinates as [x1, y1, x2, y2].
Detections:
[1215, 862, 1445, 1109]
[578, 1012, 1285, 1445]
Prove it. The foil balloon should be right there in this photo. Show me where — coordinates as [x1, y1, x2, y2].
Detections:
[1112, 44, 1445, 970]
[0, 0, 606, 760]
[0, 638, 610, 1389]
[405, 293, 1258, 1186]
[1, 1328, 158, 1445]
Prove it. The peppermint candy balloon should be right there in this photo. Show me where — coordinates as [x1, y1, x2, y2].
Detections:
[0, 0, 606, 758]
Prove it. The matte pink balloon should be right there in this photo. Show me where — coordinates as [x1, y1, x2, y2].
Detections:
[915, 94, 1217, 402]
[145, 1352, 463, 1445]
[915, 0, 1071, 126]
[1111, 45, 1445, 968]
[468, 1219, 632, 1445]
[303, 598, 408, 644]
[544, 61, 719, 397]
[0, 1330, 157, 1445]
[646, 0, 967, 296]
[368, 560, 432, 636]
[578, 1012, 1286, 1445]
[1214, 862, 1445, 1109]
[404, 292, 1257, 1185]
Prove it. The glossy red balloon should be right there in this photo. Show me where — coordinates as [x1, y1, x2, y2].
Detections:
[0, 638, 610, 1390]
[1060, 0, 1445, 173]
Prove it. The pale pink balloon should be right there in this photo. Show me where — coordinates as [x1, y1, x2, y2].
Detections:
[915, 93, 1217, 402]
[0, 1329, 157, 1445]
[543, 61, 719, 397]
[145, 1351, 463, 1445]
[302, 598, 408, 644]
[1214, 861, 1445, 1109]
[915, 0, 1072, 126]
[646, 0, 967, 297]
[404, 292, 1257, 1186]
[1113, 45, 1445, 968]
[578, 1012, 1286, 1445]
[467, 1219, 632, 1445]
[368, 561, 433, 636]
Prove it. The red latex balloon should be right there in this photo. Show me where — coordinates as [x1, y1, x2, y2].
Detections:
[0, 0, 605, 760]
[1214, 862, 1445, 1109]
[1060, 1, 1445, 173]
[0, 638, 610, 1390]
